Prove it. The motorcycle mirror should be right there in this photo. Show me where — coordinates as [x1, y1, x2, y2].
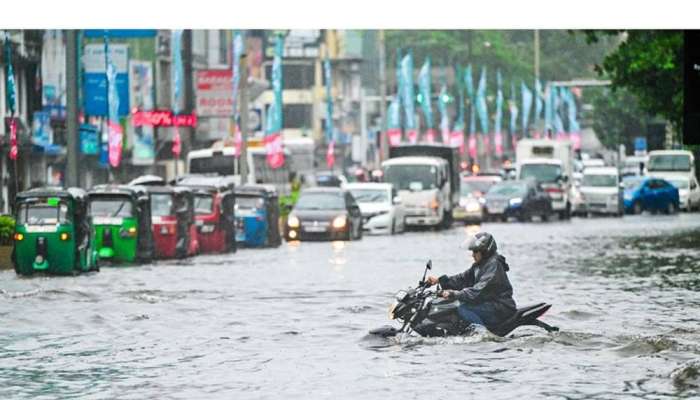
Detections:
[426, 260, 432, 270]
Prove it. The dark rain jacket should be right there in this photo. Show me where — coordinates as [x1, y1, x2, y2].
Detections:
[438, 252, 517, 325]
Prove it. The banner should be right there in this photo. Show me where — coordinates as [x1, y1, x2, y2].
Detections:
[196, 70, 234, 116]
[543, 83, 552, 137]
[32, 111, 53, 146]
[400, 52, 417, 143]
[418, 58, 435, 142]
[386, 96, 402, 147]
[324, 58, 335, 168]
[83, 43, 129, 116]
[264, 35, 285, 169]
[566, 88, 581, 150]
[475, 67, 489, 135]
[128, 60, 155, 165]
[464, 64, 474, 102]
[534, 79, 543, 134]
[553, 86, 565, 139]
[438, 84, 450, 144]
[232, 31, 244, 156]
[5, 37, 18, 160]
[171, 30, 183, 158]
[41, 30, 67, 117]
[509, 82, 519, 150]
[105, 36, 123, 168]
[468, 107, 477, 159]
[494, 71, 503, 157]
[521, 81, 533, 137]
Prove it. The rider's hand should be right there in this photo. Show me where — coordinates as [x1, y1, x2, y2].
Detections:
[425, 276, 439, 286]
[440, 290, 457, 300]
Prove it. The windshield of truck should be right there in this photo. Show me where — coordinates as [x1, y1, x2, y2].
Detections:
[582, 174, 617, 187]
[648, 154, 691, 172]
[194, 194, 214, 215]
[151, 194, 174, 217]
[349, 189, 389, 204]
[17, 203, 70, 225]
[487, 182, 527, 197]
[89, 197, 134, 218]
[383, 164, 438, 191]
[295, 192, 345, 210]
[520, 164, 562, 183]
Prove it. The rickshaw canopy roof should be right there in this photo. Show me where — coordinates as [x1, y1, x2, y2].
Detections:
[235, 184, 278, 199]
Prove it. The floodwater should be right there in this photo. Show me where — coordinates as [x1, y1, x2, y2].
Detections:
[2, 214, 700, 399]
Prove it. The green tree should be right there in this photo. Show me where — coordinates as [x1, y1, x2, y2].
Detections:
[587, 86, 653, 151]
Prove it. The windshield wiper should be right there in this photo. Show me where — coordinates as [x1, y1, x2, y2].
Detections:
[111, 201, 127, 217]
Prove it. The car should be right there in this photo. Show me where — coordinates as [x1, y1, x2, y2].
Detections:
[621, 155, 648, 178]
[483, 180, 553, 222]
[623, 176, 680, 215]
[346, 182, 405, 234]
[662, 175, 700, 211]
[453, 176, 502, 224]
[314, 171, 348, 188]
[580, 167, 623, 217]
[285, 187, 363, 241]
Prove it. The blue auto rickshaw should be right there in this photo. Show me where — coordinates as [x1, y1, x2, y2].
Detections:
[234, 185, 281, 248]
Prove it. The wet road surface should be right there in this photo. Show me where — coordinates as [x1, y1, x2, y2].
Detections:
[2, 213, 700, 399]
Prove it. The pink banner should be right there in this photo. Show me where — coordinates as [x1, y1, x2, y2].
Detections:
[9, 119, 17, 161]
[406, 129, 418, 144]
[387, 129, 402, 147]
[233, 124, 242, 157]
[326, 140, 335, 168]
[424, 128, 436, 144]
[570, 132, 582, 150]
[108, 121, 123, 167]
[468, 133, 477, 159]
[483, 134, 491, 156]
[494, 132, 503, 157]
[264, 133, 285, 169]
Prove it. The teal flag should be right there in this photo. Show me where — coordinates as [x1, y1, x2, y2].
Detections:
[475, 67, 488, 133]
[4, 38, 17, 115]
[495, 70, 503, 135]
[418, 58, 433, 129]
[400, 52, 417, 132]
[509, 82, 518, 136]
[324, 58, 334, 142]
[266, 35, 284, 135]
[464, 64, 474, 102]
[534, 79, 543, 125]
[438, 83, 450, 144]
[544, 83, 552, 134]
[521, 81, 533, 136]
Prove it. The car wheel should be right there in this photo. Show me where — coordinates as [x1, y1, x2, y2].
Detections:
[357, 222, 363, 239]
[391, 218, 396, 235]
[633, 201, 643, 215]
[541, 212, 549, 222]
[666, 201, 677, 215]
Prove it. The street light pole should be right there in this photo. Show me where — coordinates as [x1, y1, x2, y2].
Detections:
[65, 30, 79, 188]
[378, 30, 387, 163]
[239, 53, 249, 185]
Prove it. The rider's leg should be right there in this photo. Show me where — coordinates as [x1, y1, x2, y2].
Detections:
[457, 303, 485, 326]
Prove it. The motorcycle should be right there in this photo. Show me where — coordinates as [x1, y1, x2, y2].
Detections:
[370, 260, 559, 338]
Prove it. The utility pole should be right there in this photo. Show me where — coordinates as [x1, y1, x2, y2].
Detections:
[65, 30, 79, 187]
[239, 53, 249, 184]
[378, 29, 387, 163]
[534, 29, 540, 82]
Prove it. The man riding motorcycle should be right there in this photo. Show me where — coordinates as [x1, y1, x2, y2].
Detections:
[425, 232, 516, 330]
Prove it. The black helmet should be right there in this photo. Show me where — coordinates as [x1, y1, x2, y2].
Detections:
[468, 232, 497, 256]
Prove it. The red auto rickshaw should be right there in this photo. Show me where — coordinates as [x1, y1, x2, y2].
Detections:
[175, 175, 237, 254]
[145, 185, 199, 259]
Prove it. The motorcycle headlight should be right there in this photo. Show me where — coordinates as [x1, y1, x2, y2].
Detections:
[395, 290, 407, 302]
[332, 215, 347, 229]
[389, 302, 398, 320]
[287, 215, 300, 228]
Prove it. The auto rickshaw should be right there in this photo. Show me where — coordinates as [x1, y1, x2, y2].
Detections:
[88, 185, 154, 264]
[147, 185, 199, 259]
[175, 175, 237, 254]
[13, 187, 97, 275]
[234, 185, 282, 248]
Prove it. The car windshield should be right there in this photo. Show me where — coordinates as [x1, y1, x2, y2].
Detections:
[151, 194, 174, 217]
[520, 164, 562, 183]
[194, 194, 214, 215]
[648, 154, 691, 172]
[668, 179, 690, 189]
[17, 202, 70, 225]
[623, 178, 644, 191]
[89, 197, 134, 218]
[236, 196, 264, 210]
[383, 164, 438, 191]
[349, 189, 388, 204]
[461, 180, 496, 195]
[488, 183, 527, 197]
[295, 193, 345, 210]
[582, 174, 618, 187]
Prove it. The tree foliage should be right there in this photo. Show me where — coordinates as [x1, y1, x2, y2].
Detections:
[587, 86, 652, 150]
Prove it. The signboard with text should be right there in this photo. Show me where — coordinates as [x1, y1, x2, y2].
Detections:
[196, 70, 234, 117]
[83, 43, 130, 116]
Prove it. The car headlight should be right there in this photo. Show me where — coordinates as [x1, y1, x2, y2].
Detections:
[332, 215, 347, 229]
[466, 201, 481, 212]
[478, 197, 486, 205]
[623, 192, 632, 200]
[509, 197, 523, 206]
[287, 215, 300, 228]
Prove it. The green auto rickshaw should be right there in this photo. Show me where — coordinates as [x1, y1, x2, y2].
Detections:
[13, 187, 97, 276]
[88, 185, 154, 265]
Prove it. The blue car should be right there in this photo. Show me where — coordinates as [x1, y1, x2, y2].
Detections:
[623, 176, 680, 214]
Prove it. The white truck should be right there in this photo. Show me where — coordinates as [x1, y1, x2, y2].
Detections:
[580, 166, 623, 216]
[381, 145, 460, 229]
[516, 139, 574, 219]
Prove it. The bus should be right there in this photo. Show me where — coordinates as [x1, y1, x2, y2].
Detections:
[187, 145, 292, 196]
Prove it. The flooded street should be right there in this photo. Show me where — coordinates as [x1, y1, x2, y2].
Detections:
[2, 214, 700, 399]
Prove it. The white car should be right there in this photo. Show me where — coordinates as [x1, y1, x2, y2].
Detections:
[580, 167, 623, 216]
[662, 175, 700, 211]
[346, 183, 406, 234]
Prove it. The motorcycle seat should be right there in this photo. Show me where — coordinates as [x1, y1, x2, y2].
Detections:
[491, 302, 558, 337]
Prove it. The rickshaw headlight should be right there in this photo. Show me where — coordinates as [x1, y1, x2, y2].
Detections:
[60, 232, 70, 241]
[14, 233, 24, 241]
[288, 215, 300, 228]
[160, 226, 172, 235]
[120, 227, 137, 238]
[288, 230, 298, 239]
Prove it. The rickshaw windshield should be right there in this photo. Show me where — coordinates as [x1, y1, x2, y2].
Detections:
[17, 202, 70, 225]
[151, 194, 174, 217]
[194, 194, 214, 215]
[236, 196, 264, 210]
[89, 197, 134, 217]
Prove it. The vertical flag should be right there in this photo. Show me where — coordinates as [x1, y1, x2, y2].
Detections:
[171, 30, 184, 159]
[521, 81, 533, 138]
[5, 37, 18, 161]
[438, 83, 450, 145]
[400, 52, 417, 143]
[567, 88, 582, 150]
[418, 58, 435, 143]
[324, 57, 335, 168]
[464, 64, 474, 102]
[105, 34, 123, 167]
[451, 65, 465, 153]
[543, 83, 552, 138]
[508, 82, 519, 152]
[553, 86, 565, 140]
[464, 64, 476, 158]
[494, 71, 503, 157]
[534, 79, 543, 136]
[264, 34, 285, 169]
[231, 31, 244, 156]
[386, 96, 402, 146]
[475, 66, 489, 156]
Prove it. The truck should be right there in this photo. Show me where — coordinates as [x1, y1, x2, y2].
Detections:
[381, 144, 460, 229]
[515, 139, 574, 219]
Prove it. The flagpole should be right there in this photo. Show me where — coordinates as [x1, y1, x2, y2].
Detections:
[103, 31, 112, 182]
[378, 30, 387, 164]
